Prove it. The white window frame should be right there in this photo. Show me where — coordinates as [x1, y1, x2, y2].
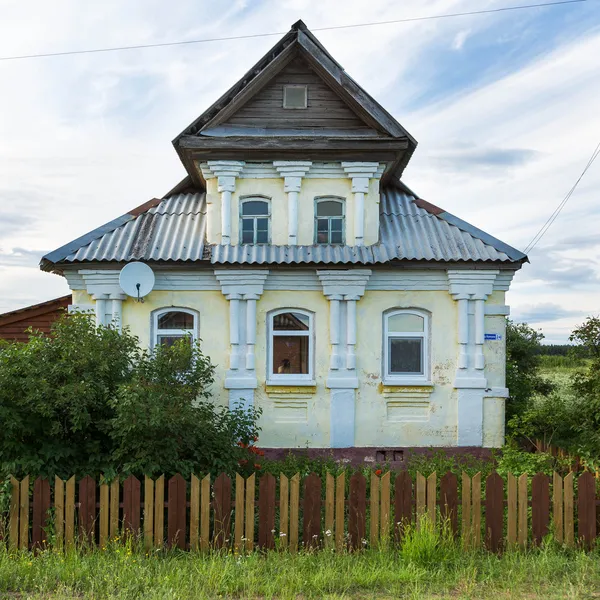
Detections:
[152, 307, 199, 349]
[314, 196, 345, 245]
[267, 308, 315, 386]
[240, 196, 271, 245]
[283, 84, 308, 109]
[383, 308, 430, 385]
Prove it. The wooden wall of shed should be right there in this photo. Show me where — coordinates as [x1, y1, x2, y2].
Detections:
[223, 57, 378, 132]
[0, 296, 71, 342]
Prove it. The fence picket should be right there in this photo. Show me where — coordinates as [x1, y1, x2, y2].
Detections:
[167, 474, 186, 549]
[370, 472, 380, 548]
[123, 475, 141, 537]
[289, 473, 300, 553]
[154, 476, 164, 548]
[485, 472, 503, 552]
[54, 476, 64, 550]
[564, 472, 574, 547]
[200, 475, 210, 552]
[99, 480, 109, 547]
[348, 472, 366, 550]
[553, 472, 563, 545]
[144, 477, 154, 551]
[79, 476, 96, 546]
[245, 473, 255, 552]
[65, 476, 75, 549]
[280, 474, 289, 550]
[213, 473, 232, 549]
[110, 479, 119, 540]
[9, 476, 19, 550]
[259, 473, 276, 550]
[471, 473, 481, 549]
[335, 472, 345, 552]
[395, 471, 412, 544]
[531, 473, 549, 545]
[507, 473, 517, 546]
[233, 474, 244, 552]
[461, 472, 471, 548]
[32, 477, 51, 550]
[380, 472, 391, 546]
[440, 472, 458, 536]
[427, 472, 437, 526]
[19, 476, 29, 550]
[190, 475, 200, 551]
[577, 471, 596, 548]
[325, 473, 334, 549]
[416, 472, 426, 530]
[517, 474, 528, 548]
[303, 473, 322, 549]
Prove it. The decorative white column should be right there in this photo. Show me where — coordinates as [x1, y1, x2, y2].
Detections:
[93, 293, 109, 326]
[447, 270, 499, 447]
[318, 269, 371, 448]
[341, 162, 380, 246]
[203, 161, 245, 245]
[215, 270, 269, 411]
[109, 293, 127, 331]
[273, 161, 312, 245]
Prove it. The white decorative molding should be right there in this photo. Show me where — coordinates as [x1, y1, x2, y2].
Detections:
[493, 270, 516, 291]
[202, 160, 245, 245]
[341, 162, 381, 246]
[485, 305, 510, 316]
[273, 161, 312, 245]
[367, 270, 448, 290]
[214, 269, 269, 398]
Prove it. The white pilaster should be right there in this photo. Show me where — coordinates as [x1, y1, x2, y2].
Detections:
[447, 269, 499, 446]
[203, 161, 245, 245]
[317, 269, 371, 448]
[215, 270, 269, 409]
[109, 293, 127, 331]
[341, 162, 380, 246]
[93, 294, 109, 327]
[273, 161, 312, 245]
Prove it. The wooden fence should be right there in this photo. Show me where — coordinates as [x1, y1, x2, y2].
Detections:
[2, 471, 599, 552]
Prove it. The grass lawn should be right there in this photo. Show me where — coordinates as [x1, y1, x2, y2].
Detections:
[1, 544, 599, 600]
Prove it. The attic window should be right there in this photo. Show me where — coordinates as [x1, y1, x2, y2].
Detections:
[283, 85, 307, 109]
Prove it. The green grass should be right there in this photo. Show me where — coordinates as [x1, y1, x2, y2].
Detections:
[1, 542, 599, 599]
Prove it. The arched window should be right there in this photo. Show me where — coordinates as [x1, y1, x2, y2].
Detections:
[268, 309, 314, 383]
[240, 197, 270, 244]
[383, 309, 429, 383]
[152, 308, 198, 347]
[315, 197, 344, 244]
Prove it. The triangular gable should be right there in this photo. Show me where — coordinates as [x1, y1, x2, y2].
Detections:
[173, 20, 416, 143]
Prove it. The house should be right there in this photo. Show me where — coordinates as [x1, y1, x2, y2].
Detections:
[40, 21, 527, 455]
[0, 295, 71, 342]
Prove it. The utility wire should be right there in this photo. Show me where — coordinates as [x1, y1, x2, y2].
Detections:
[0, 0, 588, 62]
[524, 140, 600, 253]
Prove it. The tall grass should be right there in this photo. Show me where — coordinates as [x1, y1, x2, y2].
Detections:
[0, 530, 598, 599]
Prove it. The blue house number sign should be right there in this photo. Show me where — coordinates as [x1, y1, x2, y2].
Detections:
[484, 333, 502, 341]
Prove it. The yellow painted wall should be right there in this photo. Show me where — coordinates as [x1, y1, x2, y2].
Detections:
[205, 175, 380, 246]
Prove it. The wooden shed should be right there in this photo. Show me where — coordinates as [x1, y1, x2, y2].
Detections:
[0, 295, 71, 342]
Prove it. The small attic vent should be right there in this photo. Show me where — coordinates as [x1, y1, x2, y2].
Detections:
[283, 85, 307, 109]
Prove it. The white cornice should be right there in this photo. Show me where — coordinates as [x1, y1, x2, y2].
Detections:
[317, 269, 372, 299]
[214, 269, 269, 298]
[447, 269, 499, 300]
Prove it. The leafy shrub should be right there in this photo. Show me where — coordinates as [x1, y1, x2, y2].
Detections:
[0, 314, 260, 479]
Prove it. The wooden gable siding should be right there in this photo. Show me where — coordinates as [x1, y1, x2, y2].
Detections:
[223, 57, 377, 132]
[0, 295, 71, 342]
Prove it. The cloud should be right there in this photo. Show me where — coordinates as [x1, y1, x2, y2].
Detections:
[428, 143, 539, 171]
[451, 29, 471, 51]
[0, 248, 45, 269]
[511, 303, 585, 324]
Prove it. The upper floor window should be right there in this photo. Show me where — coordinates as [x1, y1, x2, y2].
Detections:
[315, 197, 345, 244]
[283, 85, 307, 109]
[383, 309, 429, 383]
[153, 308, 198, 348]
[240, 197, 270, 244]
[268, 309, 314, 383]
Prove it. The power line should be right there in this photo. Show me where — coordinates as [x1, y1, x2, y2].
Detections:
[524, 140, 600, 253]
[0, 0, 589, 62]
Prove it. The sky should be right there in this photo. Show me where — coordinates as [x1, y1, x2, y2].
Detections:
[0, 0, 599, 343]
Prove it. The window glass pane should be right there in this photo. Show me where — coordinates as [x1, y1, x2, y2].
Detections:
[317, 219, 328, 232]
[317, 200, 343, 217]
[389, 338, 423, 374]
[331, 218, 343, 232]
[242, 229, 254, 244]
[330, 230, 343, 244]
[157, 311, 194, 330]
[388, 313, 424, 333]
[242, 219, 254, 232]
[242, 200, 268, 216]
[157, 334, 192, 347]
[256, 229, 268, 244]
[256, 217, 268, 231]
[273, 336, 309, 374]
[273, 312, 310, 331]
[316, 231, 329, 244]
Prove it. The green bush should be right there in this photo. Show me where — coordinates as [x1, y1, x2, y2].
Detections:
[0, 314, 260, 480]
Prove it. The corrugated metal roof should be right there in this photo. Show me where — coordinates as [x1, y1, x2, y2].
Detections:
[42, 186, 525, 270]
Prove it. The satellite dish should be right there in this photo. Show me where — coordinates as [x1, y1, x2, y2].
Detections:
[119, 262, 155, 302]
